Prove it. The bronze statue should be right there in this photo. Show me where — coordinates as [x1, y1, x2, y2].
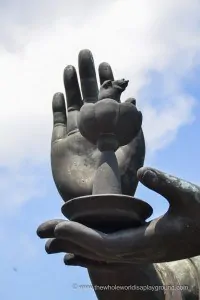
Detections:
[37, 49, 200, 299]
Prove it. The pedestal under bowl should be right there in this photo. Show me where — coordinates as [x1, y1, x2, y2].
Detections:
[62, 194, 153, 233]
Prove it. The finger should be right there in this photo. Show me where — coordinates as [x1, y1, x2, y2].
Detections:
[54, 221, 109, 256]
[137, 167, 200, 209]
[64, 254, 100, 268]
[78, 49, 98, 103]
[64, 254, 107, 268]
[63, 65, 83, 134]
[54, 220, 152, 260]
[64, 254, 127, 270]
[37, 219, 65, 238]
[52, 93, 67, 142]
[63, 65, 82, 111]
[98, 62, 114, 85]
[45, 238, 103, 261]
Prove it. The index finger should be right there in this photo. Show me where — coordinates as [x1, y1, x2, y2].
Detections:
[78, 49, 98, 103]
[54, 220, 147, 259]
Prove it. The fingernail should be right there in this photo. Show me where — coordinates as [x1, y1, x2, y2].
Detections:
[64, 254, 75, 265]
[140, 169, 158, 185]
[45, 242, 53, 254]
[45, 239, 57, 254]
[64, 65, 74, 73]
[36, 227, 43, 238]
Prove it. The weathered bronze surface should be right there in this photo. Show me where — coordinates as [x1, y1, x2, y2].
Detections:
[37, 49, 200, 299]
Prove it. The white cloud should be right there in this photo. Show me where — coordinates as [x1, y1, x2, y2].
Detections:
[0, 0, 200, 209]
[143, 94, 196, 153]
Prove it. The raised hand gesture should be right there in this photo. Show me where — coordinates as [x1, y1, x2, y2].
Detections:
[51, 49, 145, 202]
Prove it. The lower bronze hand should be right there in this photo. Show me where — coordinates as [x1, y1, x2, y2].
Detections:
[37, 167, 200, 268]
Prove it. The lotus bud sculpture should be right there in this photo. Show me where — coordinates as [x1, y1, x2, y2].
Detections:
[62, 79, 153, 233]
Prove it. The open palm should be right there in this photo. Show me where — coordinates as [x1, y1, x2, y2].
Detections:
[51, 49, 145, 202]
[38, 167, 200, 267]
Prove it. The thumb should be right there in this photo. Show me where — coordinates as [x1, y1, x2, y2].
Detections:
[137, 167, 200, 209]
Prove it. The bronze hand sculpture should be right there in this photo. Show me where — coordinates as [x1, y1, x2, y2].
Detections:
[50, 50, 145, 203]
[37, 49, 200, 300]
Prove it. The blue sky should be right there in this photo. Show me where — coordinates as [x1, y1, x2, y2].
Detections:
[0, 0, 200, 299]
